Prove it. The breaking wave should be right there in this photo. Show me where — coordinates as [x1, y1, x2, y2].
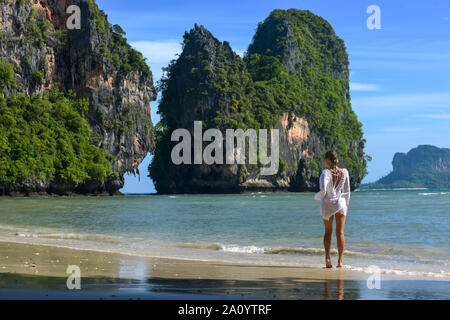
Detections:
[171, 242, 370, 257]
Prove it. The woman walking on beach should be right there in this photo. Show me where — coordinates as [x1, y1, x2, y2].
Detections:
[314, 151, 351, 268]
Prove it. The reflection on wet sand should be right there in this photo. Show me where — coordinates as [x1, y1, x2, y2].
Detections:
[323, 269, 344, 300]
[0, 241, 448, 299]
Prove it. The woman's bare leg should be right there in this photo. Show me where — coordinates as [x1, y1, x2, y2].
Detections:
[323, 216, 333, 268]
[335, 212, 346, 267]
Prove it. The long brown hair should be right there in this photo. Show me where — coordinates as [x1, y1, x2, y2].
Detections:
[325, 150, 339, 167]
[325, 150, 342, 187]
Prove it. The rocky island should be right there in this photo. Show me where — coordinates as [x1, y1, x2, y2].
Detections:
[361, 145, 450, 189]
[0, 0, 156, 196]
[0, 3, 369, 196]
[149, 9, 368, 194]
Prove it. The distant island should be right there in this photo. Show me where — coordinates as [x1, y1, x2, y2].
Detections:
[360, 145, 450, 189]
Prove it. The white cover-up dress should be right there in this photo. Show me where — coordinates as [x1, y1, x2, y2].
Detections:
[314, 168, 351, 221]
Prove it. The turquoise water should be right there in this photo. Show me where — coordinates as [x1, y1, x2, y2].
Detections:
[0, 190, 449, 278]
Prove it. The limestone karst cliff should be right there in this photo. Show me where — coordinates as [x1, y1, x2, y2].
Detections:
[0, 0, 156, 195]
[149, 9, 367, 193]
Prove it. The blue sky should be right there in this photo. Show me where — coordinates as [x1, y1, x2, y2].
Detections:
[95, 0, 450, 193]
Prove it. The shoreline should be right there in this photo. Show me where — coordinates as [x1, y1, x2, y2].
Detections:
[0, 190, 304, 198]
[0, 187, 439, 198]
[0, 187, 441, 199]
[0, 240, 449, 300]
[0, 191, 124, 198]
[1, 234, 448, 281]
[1, 227, 449, 280]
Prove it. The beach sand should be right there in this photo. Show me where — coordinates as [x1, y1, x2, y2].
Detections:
[0, 241, 448, 300]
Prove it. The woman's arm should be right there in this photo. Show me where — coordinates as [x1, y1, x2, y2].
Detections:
[314, 170, 329, 200]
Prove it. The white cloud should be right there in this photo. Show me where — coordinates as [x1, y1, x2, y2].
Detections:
[131, 40, 182, 82]
[414, 113, 450, 120]
[130, 41, 246, 81]
[350, 49, 450, 60]
[350, 82, 381, 92]
[131, 40, 182, 63]
[349, 44, 450, 70]
[380, 127, 421, 133]
[351, 92, 450, 118]
[235, 50, 245, 58]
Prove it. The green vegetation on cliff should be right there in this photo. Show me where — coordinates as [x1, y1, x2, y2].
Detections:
[0, 0, 157, 194]
[361, 145, 450, 189]
[157, 27, 254, 129]
[0, 60, 16, 91]
[149, 9, 367, 193]
[87, 0, 151, 79]
[0, 60, 115, 188]
[244, 9, 365, 176]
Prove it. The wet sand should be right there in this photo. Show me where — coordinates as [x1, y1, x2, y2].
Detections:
[0, 241, 448, 300]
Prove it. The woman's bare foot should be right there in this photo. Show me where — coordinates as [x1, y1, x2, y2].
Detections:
[337, 259, 343, 268]
[325, 256, 332, 268]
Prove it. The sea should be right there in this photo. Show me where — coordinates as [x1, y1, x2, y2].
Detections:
[0, 189, 448, 279]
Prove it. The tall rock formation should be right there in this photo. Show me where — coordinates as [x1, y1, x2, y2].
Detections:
[149, 9, 367, 193]
[0, 0, 156, 195]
